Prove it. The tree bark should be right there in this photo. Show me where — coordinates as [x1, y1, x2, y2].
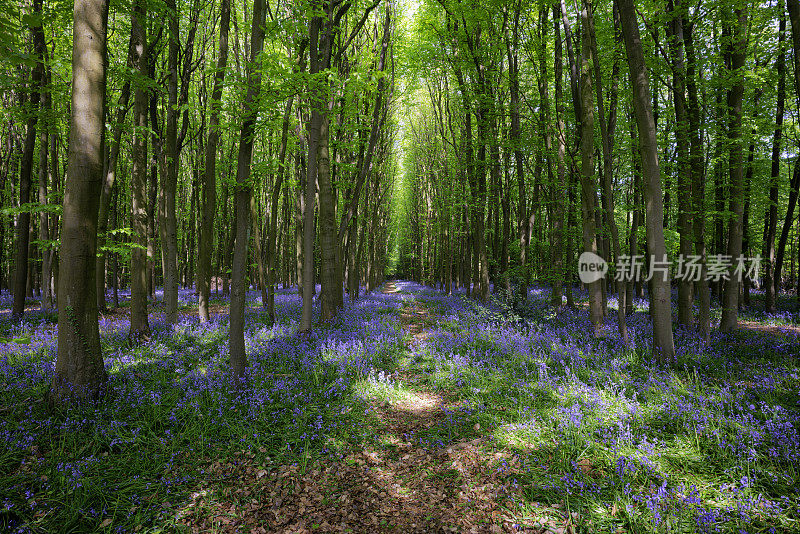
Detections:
[562, 0, 603, 332]
[39, 38, 54, 311]
[765, 5, 785, 313]
[587, 0, 627, 342]
[12, 0, 45, 320]
[300, 13, 322, 333]
[129, 0, 150, 342]
[617, 0, 676, 361]
[781, 0, 800, 297]
[505, 3, 525, 300]
[684, 17, 710, 339]
[267, 96, 294, 324]
[553, 5, 567, 308]
[666, 0, 694, 328]
[229, 0, 266, 380]
[50, 0, 109, 403]
[198, 0, 230, 322]
[162, 0, 181, 326]
[719, 7, 748, 333]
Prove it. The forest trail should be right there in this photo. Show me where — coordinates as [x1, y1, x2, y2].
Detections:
[256, 282, 523, 533]
[179, 282, 543, 534]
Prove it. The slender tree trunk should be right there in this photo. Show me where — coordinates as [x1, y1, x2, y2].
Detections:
[685, 18, 710, 339]
[553, 5, 567, 308]
[96, 30, 132, 314]
[301, 14, 322, 333]
[39, 41, 54, 311]
[562, 0, 602, 331]
[719, 7, 748, 333]
[617, 0, 676, 361]
[505, 4, 525, 300]
[765, 5, 785, 313]
[781, 0, 800, 297]
[50, 0, 109, 404]
[267, 96, 295, 324]
[162, 0, 180, 325]
[229, 0, 266, 380]
[587, 0, 627, 342]
[776, 158, 800, 293]
[249, 193, 267, 307]
[129, 0, 150, 342]
[112, 184, 119, 308]
[627, 119, 641, 315]
[12, 0, 45, 320]
[666, 0, 694, 328]
[198, 0, 229, 322]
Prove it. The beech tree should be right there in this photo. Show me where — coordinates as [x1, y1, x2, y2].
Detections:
[50, 0, 109, 403]
[616, 0, 675, 360]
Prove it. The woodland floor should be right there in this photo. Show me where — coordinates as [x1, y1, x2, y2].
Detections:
[177, 283, 550, 534]
[1, 281, 800, 533]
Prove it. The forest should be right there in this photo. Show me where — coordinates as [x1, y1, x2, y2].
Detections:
[1, 0, 800, 531]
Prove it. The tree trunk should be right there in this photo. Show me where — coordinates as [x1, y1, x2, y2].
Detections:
[39, 39, 54, 311]
[719, 7, 748, 333]
[129, 0, 150, 342]
[617, 0, 676, 361]
[684, 17, 710, 339]
[765, 5, 785, 313]
[267, 95, 295, 324]
[162, 0, 180, 326]
[96, 28, 132, 314]
[562, 0, 603, 332]
[587, 0, 627, 342]
[553, 5, 567, 308]
[666, 0, 694, 328]
[50, 0, 109, 404]
[229, 0, 266, 380]
[12, 0, 45, 320]
[505, 4, 525, 300]
[198, 0, 229, 322]
[775, 158, 800, 293]
[249, 192, 268, 307]
[301, 14, 323, 333]
[782, 0, 800, 297]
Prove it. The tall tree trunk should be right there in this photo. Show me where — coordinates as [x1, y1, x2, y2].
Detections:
[267, 95, 295, 324]
[684, 18, 710, 339]
[562, 0, 603, 332]
[617, 0, 676, 361]
[229, 0, 266, 380]
[198, 0, 229, 322]
[129, 0, 150, 342]
[587, 0, 627, 342]
[782, 0, 800, 297]
[666, 0, 694, 328]
[12, 0, 45, 320]
[50, 0, 109, 403]
[765, 5, 785, 313]
[162, 0, 180, 326]
[300, 14, 322, 333]
[627, 117, 642, 315]
[553, 5, 567, 308]
[96, 33, 132, 314]
[39, 40, 54, 311]
[506, 3, 525, 301]
[719, 7, 748, 333]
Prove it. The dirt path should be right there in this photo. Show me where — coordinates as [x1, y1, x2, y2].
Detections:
[178, 282, 530, 533]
